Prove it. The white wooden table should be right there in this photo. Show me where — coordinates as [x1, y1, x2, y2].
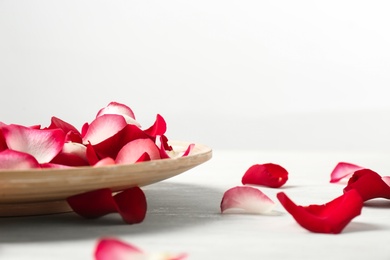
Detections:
[1, 150, 390, 259]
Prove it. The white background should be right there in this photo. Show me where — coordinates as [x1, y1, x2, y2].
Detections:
[1, 0, 390, 151]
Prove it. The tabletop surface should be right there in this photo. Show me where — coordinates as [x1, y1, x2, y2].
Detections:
[1, 149, 390, 260]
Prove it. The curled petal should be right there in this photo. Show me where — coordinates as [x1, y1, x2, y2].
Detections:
[143, 114, 167, 137]
[242, 163, 288, 188]
[277, 190, 363, 234]
[95, 238, 187, 260]
[330, 162, 364, 183]
[0, 149, 40, 170]
[67, 187, 147, 224]
[94, 157, 116, 167]
[96, 102, 140, 127]
[220, 186, 275, 214]
[344, 169, 390, 201]
[82, 114, 127, 145]
[115, 138, 160, 165]
[2, 124, 65, 163]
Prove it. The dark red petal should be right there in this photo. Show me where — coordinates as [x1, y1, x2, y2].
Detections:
[67, 189, 117, 219]
[344, 169, 390, 201]
[0, 149, 40, 170]
[47, 116, 81, 135]
[330, 162, 364, 183]
[86, 143, 100, 165]
[113, 187, 147, 224]
[2, 124, 65, 163]
[143, 114, 167, 137]
[277, 190, 363, 234]
[135, 152, 151, 163]
[242, 163, 288, 188]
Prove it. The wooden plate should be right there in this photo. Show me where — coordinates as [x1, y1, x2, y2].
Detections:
[0, 141, 212, 216]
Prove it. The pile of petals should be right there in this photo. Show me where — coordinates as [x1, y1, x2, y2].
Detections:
[0, 101, 194, 170]
[219, 161, 390, 234]
[94, 238, 187, 260]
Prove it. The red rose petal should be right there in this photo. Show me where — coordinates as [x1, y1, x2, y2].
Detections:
[2, 124, 65, 163]
[82, 114, 127, 145]
[67, 187, 147, 224]
[277, 190, 363, 234]
[382, 176, 390, 186]
[143, 114, 167, 137]
[343, 169, 390, 201]
[47, 116, 81, 138]
[330, 162, 364, 183]
[0, 124, 7, 151]
[67, 189, 117, 219]
[0, 149, 40, 170]
[50, 142, 89, 167]
[115, 138, 160, 165]
[242, 163, 288, 188]
[113, 187, 147, 224]
[220, 186, 275, 214]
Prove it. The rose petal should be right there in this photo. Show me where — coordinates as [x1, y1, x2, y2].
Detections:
[92, 124, 149, 160]
[277, 190, 363, 234]
[330, 162, 364, 183]
[95, 238, 187, 260]
[96, 102, 141, 127]
[220, 186, 275, 214]
[343, 169, 390, 201]
[95, 238, 144, 260]
[82, 114, 127, 145]
[115, 138, 160, 165]
[113, 187, 147, 224]
[2, 124, 65, 163]
[94, 157, 116, 167]
[67, 187, 147, 224]
[242, 163, 288, 188]
[47, 116, 81, 135]
[143, 114, 167, 137]
[50, 142, 89, 166]
[382, 176, 390, 187]
[0, 149, 40, 170]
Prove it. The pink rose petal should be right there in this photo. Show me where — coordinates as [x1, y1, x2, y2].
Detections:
[330, 162, 364, 183]
[94, 157, 116, 167]
[96, 102, 140, 127]
[95, 238, 188, 260]
[343, 169, 390, 201]
[2, 124, 65, 163]
[82, 114, 127, 145]
[242, 163, 288, 188]
[382, 176, 390, 187]
[50, 142, 89, 166]
[220, 186, 275, 214]
[92, 124, 149, 160]
[0, 149, 40, 170]
[115, 138, 161, 165]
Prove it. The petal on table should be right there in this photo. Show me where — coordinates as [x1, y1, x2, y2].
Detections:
[95, 238, 144, 260]
[0, 149, 40, 170]
[95, 238, 187, 260]
[276, 190, 363, 234]
[242, 163, 288, 188]
[115, 138, 161, 164]
[2, 124, 65, 163]
[221, 186, 275, 214]
[330, 162, 364, 183]
[343, 169, 390, 201]
[143, 114, 167, 137]
[113, 187, 147, 224]
[96, 102, 140, 127]
[82, 114, 127, 145]
[67, 189, 117, 219]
